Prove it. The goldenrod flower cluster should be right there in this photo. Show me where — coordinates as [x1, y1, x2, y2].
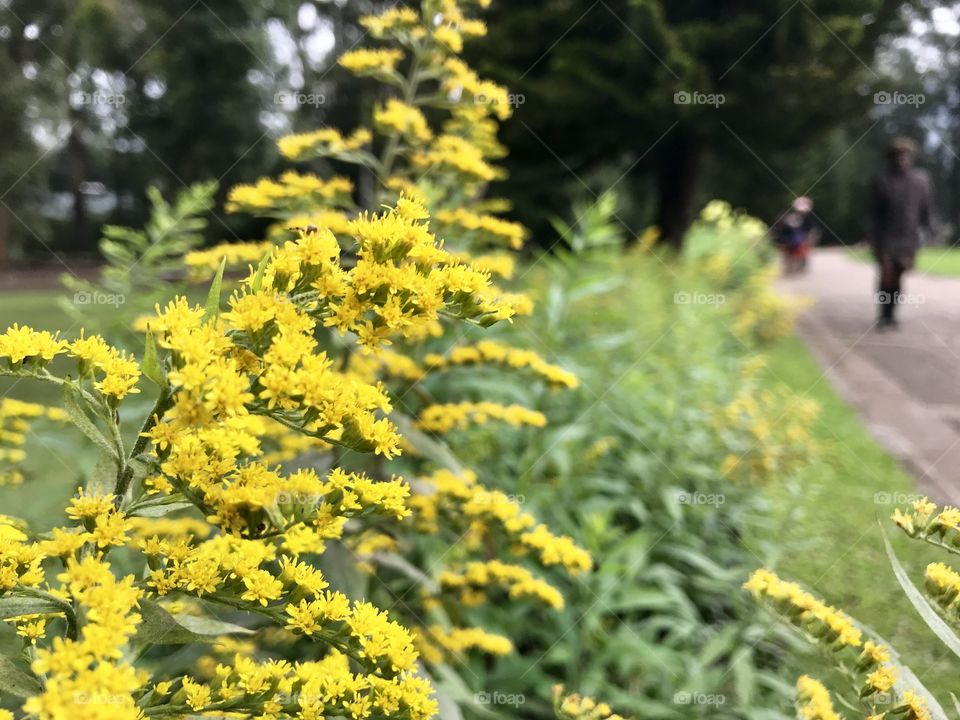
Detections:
[747, 569, 933, 719]
[424, 340, 578, 389]
[277, 128, 373, 162]
[226, 173, 353, 214]
[417, 401, 547, 433]
[434, 208, 528, 249]
[440, 560, 565, 609]
[687, 200, 803, 344]
[374, 99, 433, 144]
[552, 685, 627, 720]
[185, 240, 273, 279]
[716, 385, 818, 484]
[24, 558, 145, 720]
[891, 495, 959, 539]
[0, 325, 141, 402]
[0, 398, 66, 485]
[410, 469, 592, 574]
[0, 4, 608, 720]
[339, 48, 405, 75]
[795, 675, 841, 720]
[415, 625, 513, 664]
[745, 569, 863, 648]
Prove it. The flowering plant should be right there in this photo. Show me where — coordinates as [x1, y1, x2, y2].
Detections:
[0, 2, 601, 720]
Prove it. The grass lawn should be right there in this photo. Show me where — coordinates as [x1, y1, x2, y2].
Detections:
[753, 335, 953, 705]
[848, 245, 960, 276]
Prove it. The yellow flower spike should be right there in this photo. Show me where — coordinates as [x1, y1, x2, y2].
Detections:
[795, 675, 841, 720]
[863, 665, 897, 696]
[339, 48, 405, 74]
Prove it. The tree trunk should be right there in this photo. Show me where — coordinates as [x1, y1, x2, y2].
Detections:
[0, 205, 8, 267]
[67, 125, 86, 251]
[656, 131, 702, 249]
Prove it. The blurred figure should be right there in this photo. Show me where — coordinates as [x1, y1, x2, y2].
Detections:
[774, 196, 818, 274]
[868, 137, 934, 329]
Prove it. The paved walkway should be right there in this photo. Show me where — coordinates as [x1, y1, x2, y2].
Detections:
[778, 248, 960, 503]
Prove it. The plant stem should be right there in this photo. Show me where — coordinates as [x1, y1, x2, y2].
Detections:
[114, 388, 173, 508]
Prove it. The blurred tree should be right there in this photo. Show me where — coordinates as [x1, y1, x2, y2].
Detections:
[476, 0, 922, 247]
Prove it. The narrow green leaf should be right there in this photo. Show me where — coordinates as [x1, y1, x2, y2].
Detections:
[0, 655, 41, 698]
[134, 599, 251, 646]
[882, 524, 960, 659]
[142, 330, 165, 387]
[128, 499, 195, 518]
[392, 414, 464, 473]
[0, 595, 70, 620]
[316, 542, 368, 600]
[171, 612, 253, 638]
[62, 384, 118, 459]
[251, 253, 270, 293]
[204, 257, 226, 321]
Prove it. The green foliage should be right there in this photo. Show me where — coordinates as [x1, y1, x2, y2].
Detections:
[477, 0, 921, 244]
[59, 181, 217, 341]
[383, 199, 815, 718]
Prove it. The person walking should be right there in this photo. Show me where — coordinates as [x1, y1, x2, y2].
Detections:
[868, 137, 935, 329]
[773, 196, 818, 274]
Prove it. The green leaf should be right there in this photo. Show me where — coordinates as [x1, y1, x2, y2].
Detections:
[0, 594, 71, 620]
[251, 253, 270, 293]
[372, 552, 438, 593]
[134, 599, 251, 646]
[204, 258, 226, 321]
[882, 524, 960, 659]
[87, 448, 120, 495]
[142, 331, 166, 387]
[0, 655, 41, 698]
[316, 541, 368, 600]
[392, 414, 464, 473]
[62, 384, 118, 459]
[127, 494, 195, 518]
